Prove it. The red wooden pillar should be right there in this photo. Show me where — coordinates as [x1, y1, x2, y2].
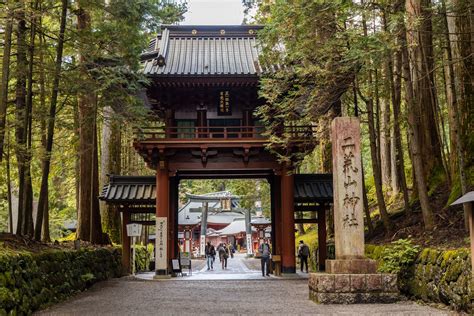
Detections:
[272, 175, 282, 256]
[156, 165, 169, 276]
[281, 167, 296, 273]
[317, 207, 327, 271]
[121, 210, 131, 275]
[169, 176, 178, 261]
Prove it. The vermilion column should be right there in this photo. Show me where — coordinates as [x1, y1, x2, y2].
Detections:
[156, 166, 169, 276]
[281, 168, 296, 273]
[169, 176, 178, 261]
[121, 210, 131, 274]
[272, 175, 282, 256]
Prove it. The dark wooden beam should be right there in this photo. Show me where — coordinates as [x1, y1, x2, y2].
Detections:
[130, 220, 155, 226]
[294, 206, 324, 212]
[294, 218, 319, 224]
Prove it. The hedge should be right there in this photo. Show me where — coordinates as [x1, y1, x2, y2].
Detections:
[366, 244, 473, 313]
[0, 247, 122, 315]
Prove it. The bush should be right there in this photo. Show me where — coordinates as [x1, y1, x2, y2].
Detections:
[134, 243, 154, 272]
[378, 239, 420, 273]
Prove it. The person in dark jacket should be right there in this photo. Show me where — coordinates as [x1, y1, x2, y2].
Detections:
[205, 242, 216, 270]
[218, 243, 229, 269]
[258, 239, 271, 277]
[298, 240, 310, 273]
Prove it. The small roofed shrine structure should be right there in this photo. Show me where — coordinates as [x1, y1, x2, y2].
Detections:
[177, 191, 249, 255]
[99, 175, 156, 273]
[251, 216, 271, 251]
[100, 24, 338, 276]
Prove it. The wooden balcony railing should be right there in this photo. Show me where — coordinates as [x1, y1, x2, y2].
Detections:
[135, 125, 314, 142]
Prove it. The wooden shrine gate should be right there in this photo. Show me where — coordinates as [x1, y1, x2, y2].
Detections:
[101, 25, 334, 275]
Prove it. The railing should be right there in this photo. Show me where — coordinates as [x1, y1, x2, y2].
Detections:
[135, 125, 314, 142]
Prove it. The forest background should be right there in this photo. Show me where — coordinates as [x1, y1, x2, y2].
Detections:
[0, 0, 472, 245]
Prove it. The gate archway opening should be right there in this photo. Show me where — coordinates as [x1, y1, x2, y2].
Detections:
[100, 172, 333, 276]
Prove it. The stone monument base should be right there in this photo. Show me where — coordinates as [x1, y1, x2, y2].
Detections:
[309, 273, 400, 304]
[326, 259, 378, 274]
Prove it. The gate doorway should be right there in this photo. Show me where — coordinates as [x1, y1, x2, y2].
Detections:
[100, 172, 333, 277]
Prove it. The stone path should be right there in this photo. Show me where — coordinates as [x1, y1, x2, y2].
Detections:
[135, 253, 307, 281]
[37, 278, 450, 315]
[37, 254, 449, 316]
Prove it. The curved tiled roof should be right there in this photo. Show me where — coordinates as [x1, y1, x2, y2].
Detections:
[99, 175, 156, 204]
[141, 25, 273, 77]
[294, 174, 333, 203]
[100, 174, 334, 206]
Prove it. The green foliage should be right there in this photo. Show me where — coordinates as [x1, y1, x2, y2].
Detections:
[134, 243, 154, 272]
[254, 0, 392, 163]
[0, 247, 121, 314]
[0, 0, 186, 237]
[378, 239, 420, 273]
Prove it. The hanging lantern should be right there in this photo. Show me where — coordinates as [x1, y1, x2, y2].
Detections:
[221, 197, 231, 211]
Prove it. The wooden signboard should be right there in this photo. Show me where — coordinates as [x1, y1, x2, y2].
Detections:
[171, 259, 181, 275]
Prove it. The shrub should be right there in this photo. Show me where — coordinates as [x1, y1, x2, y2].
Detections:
[378, 239, 420, 273]
[134, 243, 154, 272]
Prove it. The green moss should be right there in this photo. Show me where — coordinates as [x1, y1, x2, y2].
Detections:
[428, 249, 440, 263]
[428, 165, 447, 196]
[419, 248, 431, 264]
[0, 248, 121, 314]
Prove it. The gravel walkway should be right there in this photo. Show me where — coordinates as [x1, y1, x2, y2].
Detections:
[37, 277, 450, 315]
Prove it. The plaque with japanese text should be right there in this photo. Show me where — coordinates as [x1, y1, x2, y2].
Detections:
[218, 90, 231, 115]
[155, 217, 168, 271]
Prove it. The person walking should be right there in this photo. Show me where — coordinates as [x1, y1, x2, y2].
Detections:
[228, 243, 234, 258]
[218, 243, 229, 269]
[218, 243, 222, 263]
[259, 239, 271, 277]
[298, 240, 310, 273]
[205, 242, 215, 270]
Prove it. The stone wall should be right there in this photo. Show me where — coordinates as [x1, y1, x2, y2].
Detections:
[0, 247, 122, 314]
[366, 245, 473, 312]
[309, 273, 399, 304]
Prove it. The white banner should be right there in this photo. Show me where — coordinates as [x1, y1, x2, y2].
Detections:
[246, 234, 253, 255]
[200, 235, 206, 256]
[155, 217, 168, 271]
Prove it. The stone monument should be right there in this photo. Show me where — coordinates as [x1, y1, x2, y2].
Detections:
[309, 117, 399, 304]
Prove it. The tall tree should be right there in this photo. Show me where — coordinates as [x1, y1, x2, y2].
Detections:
[445, 0, 474, 227]
[0, 4, 13, 160]
[14, 0, 30, 235]
[405, 0, 445, 181]
[398, 0, 435, 229]
[76, 1, 99, 242]
[35, 0, 68, 241]
[100, 106, 122, 243]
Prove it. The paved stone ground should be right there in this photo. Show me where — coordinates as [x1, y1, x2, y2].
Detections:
[37, 254, 450, 315]
[136, 253, 308, 281]
[37, 277, 450, 315]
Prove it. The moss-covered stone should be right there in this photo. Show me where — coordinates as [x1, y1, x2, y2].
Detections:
[0, 247, 121, 315]
[366, 244, 472, 313]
